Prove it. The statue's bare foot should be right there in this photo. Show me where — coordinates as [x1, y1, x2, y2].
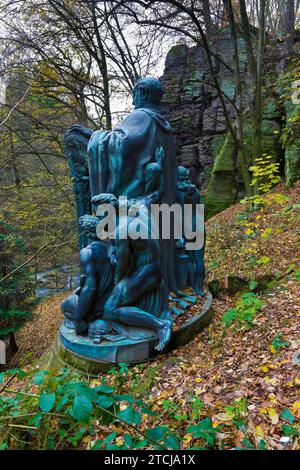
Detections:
[155, 320, 172, 351]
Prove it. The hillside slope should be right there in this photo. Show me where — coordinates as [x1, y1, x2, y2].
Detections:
[9, 182, 300, 449]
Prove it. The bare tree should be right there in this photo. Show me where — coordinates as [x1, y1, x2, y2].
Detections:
[0, 0, 167, 130]
[283, 0, 295, 65]
[113, 0, 258, 191]
[223, 0, 251, 192]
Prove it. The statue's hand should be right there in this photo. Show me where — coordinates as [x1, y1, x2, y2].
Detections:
[67, 125, 93, 140]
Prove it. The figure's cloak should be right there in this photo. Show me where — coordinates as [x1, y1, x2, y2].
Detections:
[87, 105, 178, 297]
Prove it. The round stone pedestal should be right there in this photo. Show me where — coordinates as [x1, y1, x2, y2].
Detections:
[48, 291, 213, 375]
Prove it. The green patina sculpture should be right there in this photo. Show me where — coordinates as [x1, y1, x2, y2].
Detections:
[61, 77, 206, 362]
[61, 215, 114, 335]
[176, 166, 205, 295]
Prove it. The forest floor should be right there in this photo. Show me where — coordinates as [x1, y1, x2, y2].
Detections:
[8, 181, 300, 450]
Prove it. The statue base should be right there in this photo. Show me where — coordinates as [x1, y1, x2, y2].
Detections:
[47, 291, 213, 375]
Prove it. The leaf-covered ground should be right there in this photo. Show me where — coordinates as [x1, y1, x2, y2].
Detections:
[8, 182, 300, 449]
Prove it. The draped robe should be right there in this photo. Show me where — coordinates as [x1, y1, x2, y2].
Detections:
[87, 105, 178, 315]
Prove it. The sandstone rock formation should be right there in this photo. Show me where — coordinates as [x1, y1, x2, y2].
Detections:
[161, 28, 299, 218]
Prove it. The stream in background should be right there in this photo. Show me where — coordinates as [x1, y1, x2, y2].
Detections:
[35, 264, 80, 298]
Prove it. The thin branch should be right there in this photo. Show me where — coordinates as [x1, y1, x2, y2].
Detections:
[0, 72, 39, 127]
[0, 372, 17, 394]
[0, 237, 77, 284]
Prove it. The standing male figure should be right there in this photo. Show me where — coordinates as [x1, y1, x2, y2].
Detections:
[88, 77, 178, 296]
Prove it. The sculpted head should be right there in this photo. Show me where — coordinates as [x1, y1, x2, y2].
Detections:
[132, 77, 164, 109]
[79, 214, 99, 240]
[177, 165, 190, 181]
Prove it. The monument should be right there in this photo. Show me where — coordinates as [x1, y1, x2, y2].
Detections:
[56, 77, 212, 373]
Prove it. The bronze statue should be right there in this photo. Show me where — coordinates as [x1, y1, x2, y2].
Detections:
[61, 215, 113, 335]
[60, 77, 206, 360]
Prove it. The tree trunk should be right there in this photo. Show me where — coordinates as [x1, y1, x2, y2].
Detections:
[90, 3, 112, 130]
[239, 0, 257, 92]
[9, 132, 21, 188]
[253, 0, 266, 170]
[239, 0, 257, 172]
[239, 0, 267, 195]
[9, 332, 18, 354]
[284, 0, 295, 66]
[224, 0, 252, 195]
[203, 0, 215, 41]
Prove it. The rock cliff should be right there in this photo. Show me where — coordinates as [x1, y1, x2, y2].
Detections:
[161, 28, 300, 218]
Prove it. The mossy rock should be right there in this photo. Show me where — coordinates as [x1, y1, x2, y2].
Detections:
[181, 116, 193, 127]
[210, 134, 226, 156]
[263, 99, 281, 120]
[180, 144, 196, 166]
[183, 71, 204, 98]
[226, 275, 248, 294]
[204, 133, 237, 218]
[212, 134, 236, 173]
[167, 44, 188, 58]
[283, 95, 300, 187]
[285, 138, 300, 187]
[221, 80, 235, 101]
[204, 115, 281, 219]
[200, 163, 215, 192]
[243, 119, 281, 161]
[191, 69, 204, 81]
[162, 93, 177, 104]
[278, 61, 300, 187]
[208, 279, 221, 297]
[204, 172, 237, 219]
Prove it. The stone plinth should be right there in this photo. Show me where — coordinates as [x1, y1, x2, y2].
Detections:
[47, 291, 213, 376]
